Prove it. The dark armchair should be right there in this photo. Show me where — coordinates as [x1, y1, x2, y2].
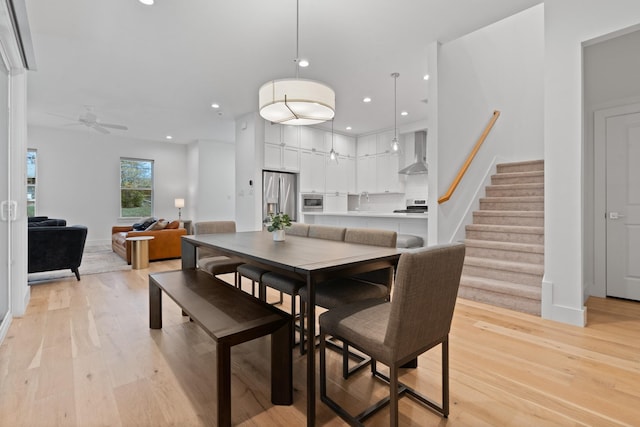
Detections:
[28, 224, 88, 280]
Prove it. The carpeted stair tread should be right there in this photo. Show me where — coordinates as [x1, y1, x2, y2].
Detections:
[496, 159, 544, 173]
[463, 256, 543, 275]
[473, 210, 543, 218]
[464, 239, 544, 254]
[466, 224, 543, 235]
[460, 275, 541, 299]
[486, 183, 544, 197]
[480, 196, 544, 203]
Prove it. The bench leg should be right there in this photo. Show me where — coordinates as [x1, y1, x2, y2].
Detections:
[217, 342, 232, 427]
[149, 280, 162, 329]
[271, 320, 293, 405]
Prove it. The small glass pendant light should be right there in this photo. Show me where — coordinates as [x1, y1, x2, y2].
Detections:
[391, 72, 401, 153]
[329, 119, 338, 163]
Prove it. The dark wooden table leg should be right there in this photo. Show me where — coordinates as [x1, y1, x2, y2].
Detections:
[217, 342, 232, 427]
[306, 274, 316, 427]
[181, 238, 197, 270]
[271, 320, 293, 405]
[149, 279, 162, 329]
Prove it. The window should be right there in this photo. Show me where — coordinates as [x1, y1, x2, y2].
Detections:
[120, 158, 154, 218]
[27, 149, 37, 217]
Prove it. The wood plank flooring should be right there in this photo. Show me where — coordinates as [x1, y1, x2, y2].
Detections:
[1, 260, 639, 426]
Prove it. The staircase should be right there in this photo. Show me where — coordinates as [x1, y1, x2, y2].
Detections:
[459, 160, 544, 315]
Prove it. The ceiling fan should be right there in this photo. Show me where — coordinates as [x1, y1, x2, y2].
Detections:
[53, 107, 129, 134]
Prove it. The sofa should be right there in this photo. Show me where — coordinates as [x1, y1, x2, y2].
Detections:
[28, 217, 88, 280]
[112, 224, 187, 264]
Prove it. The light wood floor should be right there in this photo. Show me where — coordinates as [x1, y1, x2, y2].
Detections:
[1, 260, 639, 426]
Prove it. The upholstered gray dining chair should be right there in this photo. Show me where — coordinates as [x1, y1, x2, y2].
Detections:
[319, 243, 465, 427]
[260, 223, 339, 351]
[299, 228, 397, 372]
[194, 221, 244, 287]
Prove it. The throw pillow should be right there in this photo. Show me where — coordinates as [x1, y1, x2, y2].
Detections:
[145, 221, 158, 231]
[134, 217, 157, 231]
[152, 220, 169, 230]
[166, 220, 180, 229]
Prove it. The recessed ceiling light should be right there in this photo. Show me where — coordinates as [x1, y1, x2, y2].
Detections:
[211, 103, 220, 109]
[139, 0, 154, 5]
[298, 59, 309, 67]
[346, 126, 352, 130]
[423, 74, 430, 80]
[363, 97, 372, 103]
[165, 135, 173, 140]
[401, 111, 408, 116]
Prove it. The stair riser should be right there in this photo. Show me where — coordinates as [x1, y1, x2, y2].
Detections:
[473, 214, 543, 227]
[485, 187, 544, 197]
[465, 246, 544, 264]
[496, 162, 544, 174]
[458, 286, 541, 316]
[462, 265, 543, 287]
[465, 229, 544, 245]
[480, 201, 544, 211]
[492, 175, 544, 185]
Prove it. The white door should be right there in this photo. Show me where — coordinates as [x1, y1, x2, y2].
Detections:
[606, 112, 640, 300]
[0, 54, 9, 331]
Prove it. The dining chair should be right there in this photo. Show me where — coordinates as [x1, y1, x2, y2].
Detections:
[260, 223, 342, 353]
[194, 221, 244, 287]
[319, 243, 465, 427]
[299, 228, 397, 373]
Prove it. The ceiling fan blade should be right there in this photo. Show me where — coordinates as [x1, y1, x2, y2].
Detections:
[91, 124, 110, 134]
[47, 112, 77, 121]
[97, 122, 128, 130]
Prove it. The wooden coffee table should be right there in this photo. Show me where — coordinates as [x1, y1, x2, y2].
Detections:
[126, 236, 155, 269]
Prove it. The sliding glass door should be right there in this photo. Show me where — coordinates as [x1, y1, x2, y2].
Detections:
[0, 51, 9, 333]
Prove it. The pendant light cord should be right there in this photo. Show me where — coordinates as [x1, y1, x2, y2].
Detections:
[295, 0, 300, 78]
[393, 72, 398, 139]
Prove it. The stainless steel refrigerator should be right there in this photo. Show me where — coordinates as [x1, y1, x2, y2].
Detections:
[263, 170, 297, 222]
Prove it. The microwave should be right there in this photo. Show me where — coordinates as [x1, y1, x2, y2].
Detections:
[301, 194, 324, 212]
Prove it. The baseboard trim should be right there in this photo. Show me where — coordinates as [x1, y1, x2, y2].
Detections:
[542, 278, 587, 327]
[0, 311, 12, 346]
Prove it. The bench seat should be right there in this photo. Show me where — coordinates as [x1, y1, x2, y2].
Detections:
[149, 269, 292, 427]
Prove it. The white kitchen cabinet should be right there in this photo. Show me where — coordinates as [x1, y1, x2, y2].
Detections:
[356, 155, 376, 193]
[376, 152, 404, 193]
[264, 142, 300, 172]
[376, 130, 396, 154]
[326, 154, 356, 194]
[357, 134, 377, 156]
[264, 121, 300, 147]
[326, 133, 356, 157]
[299, 149, 325, 193]
[300, 127, 325, 151]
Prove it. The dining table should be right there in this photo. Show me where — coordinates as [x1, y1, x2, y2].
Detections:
[180, 230, 401, 427]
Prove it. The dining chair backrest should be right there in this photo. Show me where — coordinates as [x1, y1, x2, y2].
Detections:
[344, 228, 397, 248]
[194, 221, 237, 259]
[287, 222, 310, 237]
[308, 224, 346, 241]
[344, 228, 397, 287]
[195, 221, 236, 234]
[384, 243, 465, 361]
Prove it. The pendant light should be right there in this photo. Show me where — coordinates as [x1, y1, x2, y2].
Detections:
[258, 0, 335, 125]
[329, 119, 338, 163]
[390, 72, 400, 152]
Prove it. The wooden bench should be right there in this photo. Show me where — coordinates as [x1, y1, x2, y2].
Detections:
[149, 269, 293, 427]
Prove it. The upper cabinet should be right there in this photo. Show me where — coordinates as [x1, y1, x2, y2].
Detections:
[265, 122, 300, 147]
[357, 134, 377, 157]
[355, 130, 406, 194]
[300, 127, 325, 151]
[326, 132, 356, 158]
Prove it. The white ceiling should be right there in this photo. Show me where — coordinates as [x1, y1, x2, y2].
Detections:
[24, 0, 541, 143]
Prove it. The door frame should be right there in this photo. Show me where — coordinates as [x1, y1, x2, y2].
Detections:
[593, 102, 640, 297]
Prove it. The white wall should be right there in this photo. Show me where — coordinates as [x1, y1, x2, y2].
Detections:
[437, 4, 544, 244]
[544, 0, 640, 325]
[27, 126, 189, 245]
[192, 139, 236, 222]
[235, 113, 264, 232]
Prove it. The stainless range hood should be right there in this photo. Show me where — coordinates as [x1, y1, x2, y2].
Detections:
[399, 130, 428, 175]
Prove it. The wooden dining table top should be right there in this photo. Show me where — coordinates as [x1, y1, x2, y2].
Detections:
[182, 230, 401, 277]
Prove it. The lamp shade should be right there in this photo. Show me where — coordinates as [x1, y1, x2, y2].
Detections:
[174, 198, 185, 208]
[259, 78, 335, 125]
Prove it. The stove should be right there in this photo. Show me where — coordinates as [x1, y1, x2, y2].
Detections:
[393, 199, 428, 214]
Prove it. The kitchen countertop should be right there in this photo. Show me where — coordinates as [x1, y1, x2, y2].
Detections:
[302, 211, 428, 219]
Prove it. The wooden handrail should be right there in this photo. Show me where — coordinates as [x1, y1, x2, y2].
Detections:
[438, 110, 501, 204]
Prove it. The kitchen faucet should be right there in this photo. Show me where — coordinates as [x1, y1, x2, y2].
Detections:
[357, 191, 369, 210]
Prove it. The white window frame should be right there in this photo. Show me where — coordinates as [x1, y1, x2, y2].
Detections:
[120, 157, 154, 219]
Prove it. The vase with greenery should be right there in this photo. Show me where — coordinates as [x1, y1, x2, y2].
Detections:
[267, 212, 291, 241]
